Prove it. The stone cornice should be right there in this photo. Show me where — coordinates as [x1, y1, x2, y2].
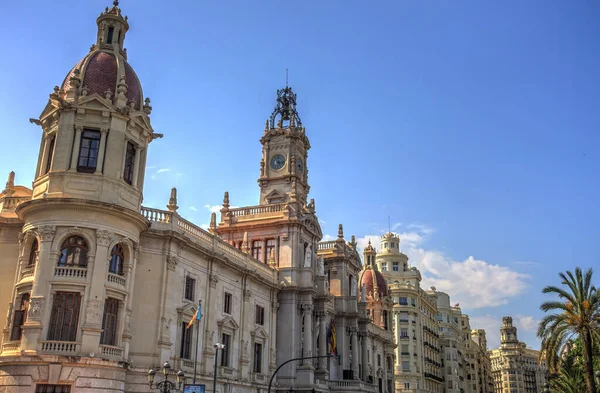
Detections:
[16, 198, 149, 232]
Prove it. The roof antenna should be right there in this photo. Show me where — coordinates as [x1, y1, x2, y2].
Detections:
[286, 68, 289, 87]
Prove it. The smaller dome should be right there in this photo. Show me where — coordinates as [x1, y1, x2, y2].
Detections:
[359, 268, 388, 298]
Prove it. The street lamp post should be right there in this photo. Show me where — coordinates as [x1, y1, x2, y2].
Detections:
[213, 343, 225, 393]
[148, 361, 185, 393]
[267, 355, 334, 393]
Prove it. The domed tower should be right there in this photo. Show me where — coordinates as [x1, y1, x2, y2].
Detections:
[30, 0, 159, 209]
[377, 232, 409, 273]
[359, 247, 392, 331]
[2, 1, 156, 384]
[500, 316, 519, 346]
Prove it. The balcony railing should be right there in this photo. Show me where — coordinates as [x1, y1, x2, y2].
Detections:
[100, 344, 124, 357]
[228, 203, 286, 217]
[20, 266, 35, 280]
[40, 341, 79, 354]
[141, 207, 173, 223]
[107, 273, 126, 286]
[1, 341, 21, 354]
[54, 266, 87, 279]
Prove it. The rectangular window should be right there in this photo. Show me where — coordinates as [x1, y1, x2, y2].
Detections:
[251, 240, 262, 261]
[253, 342, 262, 373]
[77, 130, 101, 173]
[185, 276, 195, 301]
[224, 292, 232, 314]
[123, 142, 136, 185]
[402, 361, 410, 371]
[265, 239, 276, 262]
[399, 297, 408, 305]
[107, 26, 114, 44]
[377, 354, 381, 366]
[255, 305, 264, 325]
[47, 292, 81, 342]
[392, 262, 399, 271]
[220, 333, 230, 367]
[36, 385, 71, 393]
[381, 262, 387, 271]
[411, 298, 416, 306]
[100, 298, 119, 346]
[180, 322, 192, 359]
[10, 293, 30, 341]
[400, 328, 408, 338]
[399, 312, 408, 322]
[45, 137, 55, 174]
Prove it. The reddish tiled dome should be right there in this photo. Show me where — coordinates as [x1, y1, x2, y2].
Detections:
[359, 269, 387, 298]
[60, 50, 143, 109]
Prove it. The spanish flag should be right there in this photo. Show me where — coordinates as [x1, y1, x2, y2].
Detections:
[186, 304, 202, 329]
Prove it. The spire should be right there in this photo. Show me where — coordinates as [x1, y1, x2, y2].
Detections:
[209, 212, 217, 231]
[242, 232, 250, 253]
[269, 86, 302, 129]
[337, 224, 344, 240]
[3, 171, 15, 196]
[167, 187, 178, 212]
[222, 191, 230, 209]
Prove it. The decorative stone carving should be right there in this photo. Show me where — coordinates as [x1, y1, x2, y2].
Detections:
[96, 229, 112, 246]
[351, 275, 357, 297]
[271, 348, 277, 364]
[244, 288, 251, 301]
[5, 303, 13, 329]
[209, 273, 218, 288]
[304, 244, 312, 268]
[301, 303, 314, 314]
[166, 256, 178, 271]
[37, 225, 56, 242]
[28, 297, 44, 320]
[361, 284, 367, 302]
[317, 256, 324, 276]
[242, 340, 249, 358]
[86, 299, 102, 324]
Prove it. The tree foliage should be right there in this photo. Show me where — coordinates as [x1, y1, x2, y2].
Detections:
[537, 267, 600, 393]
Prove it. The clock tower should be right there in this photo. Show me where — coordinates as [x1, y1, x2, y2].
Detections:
[258, 86, 310, 207]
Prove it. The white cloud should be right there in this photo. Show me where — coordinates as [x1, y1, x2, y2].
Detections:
[189, 206, 198, 212]
[515, 315, 538, 332]
[319, 219, 327, 225]
[354, 223, 529, 309]
[204, 204, 222, 214]
[322, 234, 335, 241]
[156, 168, 170, 173]
[146, 165, 157, 170]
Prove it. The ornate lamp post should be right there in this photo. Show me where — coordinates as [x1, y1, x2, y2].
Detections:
[148, 361, 185, 393]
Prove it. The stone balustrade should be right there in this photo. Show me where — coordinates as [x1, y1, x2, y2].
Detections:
[228, 203, 286, 217]
[107, 273, 126, 286]
[100, 344, 124, 357]
[40, 341, 79, 354]
[54, 266, 87, 279]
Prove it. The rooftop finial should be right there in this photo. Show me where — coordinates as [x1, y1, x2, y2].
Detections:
[113, 0, 119, 6]
[3, 171, 15, 195]
[269, 85, 302, 129]
[338, 224, 344, 240]
[167, 187, 178, 212]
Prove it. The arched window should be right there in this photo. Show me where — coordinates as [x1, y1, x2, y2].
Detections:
[109, 244, 124, 275]
[58, 236, 88, 267]
[10, 293, 30, 341]
[27, 239, 39, 267]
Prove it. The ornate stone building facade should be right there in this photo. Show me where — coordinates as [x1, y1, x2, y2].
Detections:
[0, 2, 394, 393]
[489, 317, 547, 393]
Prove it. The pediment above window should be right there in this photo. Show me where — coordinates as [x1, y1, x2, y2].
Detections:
[251, 326, 268, 340]
[217, 315, 239, 331]
[264, 189, 286, 204]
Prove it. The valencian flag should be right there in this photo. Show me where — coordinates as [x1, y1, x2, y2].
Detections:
[186, 303, 202, 329]
[326, 318, 337, 355]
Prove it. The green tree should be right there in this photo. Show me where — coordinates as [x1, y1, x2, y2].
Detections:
[537, 267, 600, 393]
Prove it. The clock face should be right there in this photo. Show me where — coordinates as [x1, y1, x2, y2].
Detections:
[296, 158, 304, 174]
[270, 154, 286, 170]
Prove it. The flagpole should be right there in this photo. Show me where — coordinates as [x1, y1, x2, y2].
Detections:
[193, 300, 202, 384]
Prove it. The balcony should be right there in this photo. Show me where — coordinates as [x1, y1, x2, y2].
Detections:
[107, 273, 126, 287]
[329, 380, 377, 392]
[100, 344, 124, 359]
[40, 340, 80, 355]
[20, 266, 35, 281]
[1, 341, 21, 354]
[54, 266, 87, 280]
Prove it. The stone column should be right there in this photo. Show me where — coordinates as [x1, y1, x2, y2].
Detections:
[70, 126, 83, 171]
[383, 352, 388, 392]
[351, 328, 359, 379]
[302, 304, 314, 361]
[120, 137, 129, 179]
[80, 229, 112, 354]
[360, 332, 368, 381]
[132, 144, 142, 187]
[94, 128, 109, 175]
[318, 314, 327, 370]
[38, 134, 52, 176]
[21, 225, 56, 353]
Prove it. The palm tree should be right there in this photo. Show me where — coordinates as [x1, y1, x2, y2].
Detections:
[537, 267, 600, 393]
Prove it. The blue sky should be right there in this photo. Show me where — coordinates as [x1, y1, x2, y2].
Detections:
[1, 0, 599, 349]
